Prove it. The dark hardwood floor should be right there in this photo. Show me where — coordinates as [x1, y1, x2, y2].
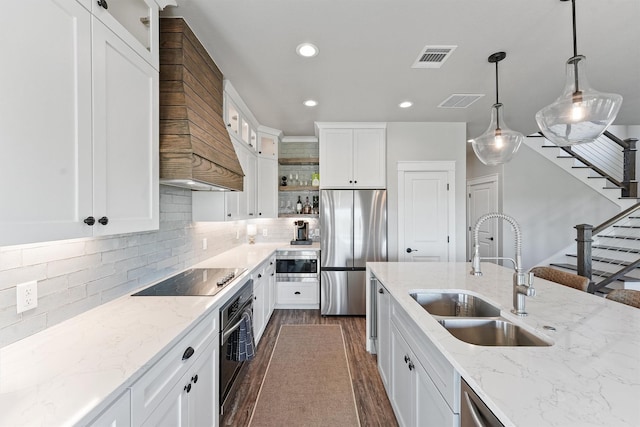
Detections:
[221, 309, 398, 426]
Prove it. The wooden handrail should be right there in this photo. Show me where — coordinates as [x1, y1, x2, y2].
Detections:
[593, 202, 640, 234]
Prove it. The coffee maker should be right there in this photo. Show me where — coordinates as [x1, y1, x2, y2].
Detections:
[291, 220, 312, 245]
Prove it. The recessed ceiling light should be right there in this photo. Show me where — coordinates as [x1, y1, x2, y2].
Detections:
[399, 101, 413, 108]
[296, 43, 319, 58]
[303, 99, 318, 107]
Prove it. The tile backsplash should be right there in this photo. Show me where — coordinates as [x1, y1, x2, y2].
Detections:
[0, 186, 318, 347]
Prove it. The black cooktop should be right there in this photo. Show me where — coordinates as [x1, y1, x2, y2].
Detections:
[133, 268, 246, 297]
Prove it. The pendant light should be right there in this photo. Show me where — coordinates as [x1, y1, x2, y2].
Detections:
[469, 52, 523, 166]
[536, 0, 622, 146]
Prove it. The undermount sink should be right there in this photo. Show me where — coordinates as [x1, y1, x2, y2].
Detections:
[410, 292, 501, 317]
[437, 318, 552, 347]
[410, 291, 551, 347]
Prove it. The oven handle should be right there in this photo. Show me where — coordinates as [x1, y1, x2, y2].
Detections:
[222, 306, 252, 342]
[276, 255, 318, 260]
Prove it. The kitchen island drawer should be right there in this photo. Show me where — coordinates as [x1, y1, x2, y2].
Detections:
[130, 308, 218, 426]
[276, 281, 319, 307]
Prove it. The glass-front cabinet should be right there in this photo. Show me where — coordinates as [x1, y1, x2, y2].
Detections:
[91, 0, 160, 68]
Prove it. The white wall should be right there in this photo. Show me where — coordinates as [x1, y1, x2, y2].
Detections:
[501, 144, 619, 269]
[386, 122, 467, 262]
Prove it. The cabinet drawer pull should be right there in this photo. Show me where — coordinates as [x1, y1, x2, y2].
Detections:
[97, 0, 108, 9]
[182, 346, 195, 360]
[184, 383, 191, 393]
[404, 355, 410, 364]
[192, 374, 198, 384]
[294, 291, 301, 295]
[83, 216, 95, 226]
[408, 361, 415, 371]
[98, 216, 109, 225]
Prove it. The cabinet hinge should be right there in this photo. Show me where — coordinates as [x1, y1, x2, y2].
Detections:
[447, 183, 450, 191]
[447, 236, 450, 243]
[468, 193, 471, 198]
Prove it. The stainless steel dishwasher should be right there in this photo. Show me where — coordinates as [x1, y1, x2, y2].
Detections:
[461, 379, 504, 427]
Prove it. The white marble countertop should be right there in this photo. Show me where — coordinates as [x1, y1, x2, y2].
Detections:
[368, 262, 640, 427]
[0, 242, 306, 426]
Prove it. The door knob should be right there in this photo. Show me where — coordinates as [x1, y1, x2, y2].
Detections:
[406, 248, 418, 253]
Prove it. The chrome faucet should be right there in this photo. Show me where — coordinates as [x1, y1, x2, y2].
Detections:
[470, 213, 535, 316]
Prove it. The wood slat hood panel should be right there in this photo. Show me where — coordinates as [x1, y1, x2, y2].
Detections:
[159, 18, 243, 191]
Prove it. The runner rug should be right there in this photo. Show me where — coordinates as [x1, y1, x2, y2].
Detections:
[248, 324, 361, 426]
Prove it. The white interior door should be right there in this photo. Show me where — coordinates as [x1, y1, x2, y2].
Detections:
[467, 175, 498, 261]
[399, 170, 450, 262]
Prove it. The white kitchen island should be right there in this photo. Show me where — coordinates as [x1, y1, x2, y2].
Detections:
[367, 262, 640, 427]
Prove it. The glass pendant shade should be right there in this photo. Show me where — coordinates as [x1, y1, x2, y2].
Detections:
[536, 56, 622, 147]
[470, 103, 523, 166]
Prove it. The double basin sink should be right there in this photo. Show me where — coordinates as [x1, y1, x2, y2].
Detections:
[410, 292, 551, 347]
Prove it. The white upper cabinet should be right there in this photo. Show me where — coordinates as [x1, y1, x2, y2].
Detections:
[0, 0, 159, 246]
[90, 0, 160, 69]
[92, 18, 159, 236]
[257, 126, 281, 159]
[317, 123, 386, 189]
[0, 0, 93, 246]
[257, 158, 278, 218]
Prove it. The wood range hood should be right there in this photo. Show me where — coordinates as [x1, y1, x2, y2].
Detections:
[159, 18, 243, 192]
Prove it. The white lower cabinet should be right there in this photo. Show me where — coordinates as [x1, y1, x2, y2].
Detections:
[253, 269, 267, 344]
[141, 340, 216, 427]
[374, 276, 460, 427]
[88, 390, 131, 427]
[130, 310, 218, 426]
[275, 281, 319, 308]
[253, 256, 276, 345]
[376, 281, 391, 394]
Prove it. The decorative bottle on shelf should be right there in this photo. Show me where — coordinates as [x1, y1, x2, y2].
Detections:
[296, 196, 303, 214]
[303, 197, 312, 214]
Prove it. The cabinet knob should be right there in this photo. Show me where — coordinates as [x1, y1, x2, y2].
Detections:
[349, 180, 353, 184]
[227, 213, 232, 217]
[408, 361, 415, 371]
[404, 355, 410, 364]
[96, 0, 108, 9]
[249, 213, 254, 216]
[258, 212, 262, 216]
[192, 374, 198, 384]
[378, 288, 384, 294]
[258, 151, 262, 154]
[354, 180, 358, 184]
[83, 216, 95, 226]
[182, 346, 195, 360]
[98, 216, 109, 225]
[184, 383, 191, 393]
[258, 274, 262, 278]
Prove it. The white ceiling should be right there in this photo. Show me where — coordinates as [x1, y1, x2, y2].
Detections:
[163, 0, 640, 140]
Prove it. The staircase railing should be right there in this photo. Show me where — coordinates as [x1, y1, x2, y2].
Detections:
[548, 132, 638, 198]
[576, 202, 640, 293]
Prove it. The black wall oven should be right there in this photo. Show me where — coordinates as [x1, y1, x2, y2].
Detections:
[275, 250, 318, 282]
[219, 279, 253, 419]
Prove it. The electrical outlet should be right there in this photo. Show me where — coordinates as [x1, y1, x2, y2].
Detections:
[16, 280, 38, 314]
[236, 229, 240, 239]
[202, 238, 208, 250]
[262, 228, 268, 237]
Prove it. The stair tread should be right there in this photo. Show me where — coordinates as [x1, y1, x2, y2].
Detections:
[592, 245, 640, 254]
[550, 263, 639, 282]
[613, 225, 640, 229]
[567, 254, 640, 268]
[600, 235, 640, 241]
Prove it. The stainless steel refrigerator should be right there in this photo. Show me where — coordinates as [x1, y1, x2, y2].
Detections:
[320, 189, 387, 315]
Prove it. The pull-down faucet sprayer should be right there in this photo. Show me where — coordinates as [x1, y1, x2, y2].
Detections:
[470, 213, 535, 316]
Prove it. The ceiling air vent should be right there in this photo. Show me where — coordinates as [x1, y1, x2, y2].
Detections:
[412, 45, 457, 69]
[438, 94, 484, 109]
